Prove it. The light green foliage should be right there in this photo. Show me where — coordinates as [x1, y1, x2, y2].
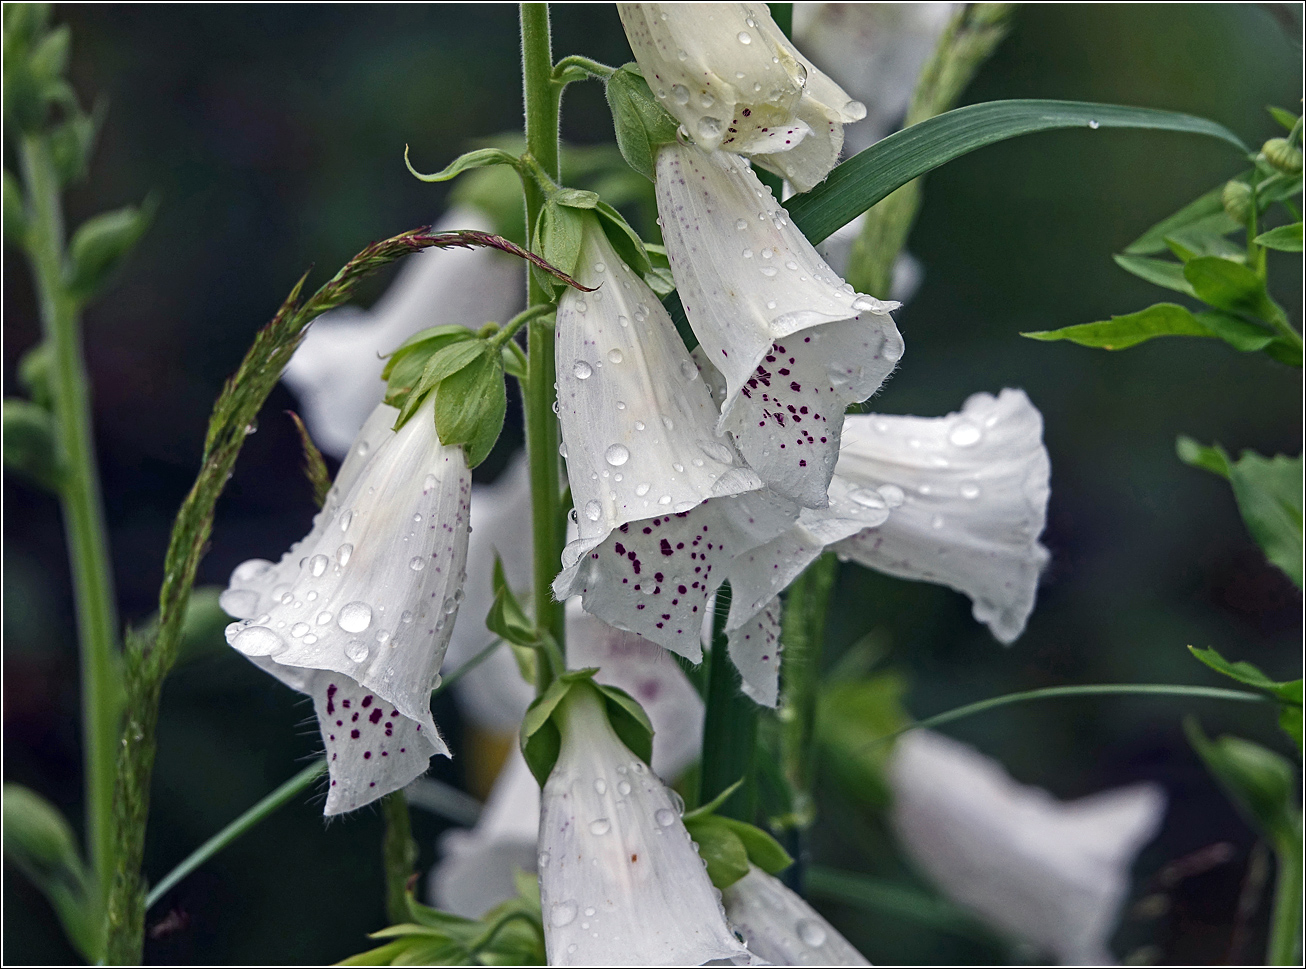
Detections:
[1175, 435, 1231, 478]
[815, 673, 911, 807]
[1125, 185, 1242, 255]
[682, 785, 793, 889]
[63, 202, 154, 303]
[1022, 303, 1273, 352]
[434, 346, 507, 468]
[604, 64, 680, 182]
[3, 397, 64, 491]
[1189, 646, 1303, 752]
[1256, 223, 1303, 252]
[1186, 720, 1301, 848]
[3, 783, 100, 960]
[404, 145, 522, 184]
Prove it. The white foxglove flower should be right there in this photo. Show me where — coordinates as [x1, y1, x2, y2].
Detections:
[283, 206, 523, 459]
[890, 730, 1166, 965]
[833, 389, 1051, 643]
[554, 218, 798, 660]
[220, 400, 471, 814]
[538, 685, 748, 966]
[619, 2, 867, 191]
[657, 144, 903, 508]
[723, 865, 870, 965]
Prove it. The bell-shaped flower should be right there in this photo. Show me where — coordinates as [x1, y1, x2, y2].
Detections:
[833, 388, 1051, 643]
[657, 143, 903, 508]
[618, 2, 867, 191]
[890, 730, 1166, 965]
[554, 216, 799, 661]
[282, 206, 523, 459]
[220, 399, 471, 814]
[723, 864, 870, 965]
[537, 683, 748, 966]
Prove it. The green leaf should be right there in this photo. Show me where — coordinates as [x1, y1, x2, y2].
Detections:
[593, 683, 654, 767]
[485, 553, 539, 648]
[1255, 223, 1303, 252]
[1185, 719, 1299, 847]
[1112, 253, 1197, 296]
[1175, 435, 1231, 478]
[403, 146, 520, 184]
[1269, 106, 1300, 131]
[17, 341, 53, 408]
[1279, 705, 1303, 755]
[593, 200, 652, 276]
[393, 336, 488, 427]
[1022, 303, 1212, 350]
[1123, 185, 1242, 255]
[381, 326, 476, 408]
[605, 65, 680, 182]
[4, 168, 26, 245]
[683, 814, 751, 889]
[805, 867, 993, 939]
[815, 673, 911, 807]
[532, 199, 586, 295]
[1184, 256, 1283, 324]
[520, 677, 583, 786]
[718, 816, 793, 874]
[1194, 310, 1277, 352]
[786, 100, 1246, 247]
[3, 397, 63, 491]
[48, 102, 102, 186]
[63, 200, 153, 302]
[3, 784, 98, 961]
[1227, 451, 1304, 588]
[1188, 646, 1302, 706]
[433, 348, 507, 468]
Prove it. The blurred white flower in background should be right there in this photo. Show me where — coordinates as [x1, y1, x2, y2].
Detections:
[283, 206, 523, 459]
[890, 730, 1167, 965]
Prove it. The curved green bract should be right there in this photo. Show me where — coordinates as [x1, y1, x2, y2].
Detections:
[788, 99, 1248, 246]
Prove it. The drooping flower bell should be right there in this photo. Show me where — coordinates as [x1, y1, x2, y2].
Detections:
[657, 143, 903, 508]
[723, 865, 870, 965]
[890, 730, 1166, 965]
[536, 683, 748, 966]
[618, 2, 868, 191]
[553, 214, 798, 661]
[220, 399, 471, 814]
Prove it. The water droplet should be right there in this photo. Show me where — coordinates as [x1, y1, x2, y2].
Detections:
[878, 484, 905, 508]
[376, 629, 391, 645]
[573, 360, 593, 379]
[594, 778, 607, 795]
[567, 944, 578, 955]
[400, 610, 414, 624]
[797, 919, 827, 947]
[584, 500, 602, 522]
[593, 261, 606, 273]
[558, 440, 568, 458]
[742, 247, 753, 259]
[584, 907, 596, 917]
[551, 901, 579, 928]
[608, 348, 624, 364]
[635, 482, 651, 496]
[849, 488, 886, 509]
[785, 260, 799, 270]
[218, 588, 260, 618]
[737, 30, 752, 44]
[291, 621, 310, 638]
[617, 780, 632, 796]
[575, 300, 588, 313]
[234, 625, 286, 656]
[658, 495, 672, 505]
[409, 556, 426, 572]
[734, 218, 748, 231]
[662, 415, 675, 430]
[961, 483, 981, 500]
[538, 850, 551, 868]
[699, 92, 715, 109]
[306, 554, 329, 577]
[634, 420, 646, 431]
[948, 421, 982, 447]
[339, 510, 354, 532]
[333, 601, 371, 634]
[931, 515, 945, 529]
[697, 116, 722, 139]
[1088, 119, 1100, 129]
[655, 808, 677, 827]
[672, 462, 685, 473]
[605, 444, 630, 467]
[337, 544, 353, 567]
[670, 83, 690, 105]
[412, 512, 423, 524]
[761, 248, 774, 259]
[760, 266, 778, 277]
[617, 314, 630, 328]
[852, 295, 878, 312]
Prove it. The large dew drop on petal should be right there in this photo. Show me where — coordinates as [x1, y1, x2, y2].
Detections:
[221, 401, 471, 813]
[539, 686, 749, 966]
[833, 389, 1051, 643]
[656, 145, 902, 507]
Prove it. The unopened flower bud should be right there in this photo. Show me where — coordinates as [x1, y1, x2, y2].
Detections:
[1262, 137, 1303, 175]
[1222, 179, 1252, 223]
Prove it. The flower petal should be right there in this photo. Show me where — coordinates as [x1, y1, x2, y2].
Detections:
[723, 865, 871, 965]
[283, 206, 523, 458]
[539, 686, 747, 966]
[890, 730, 1165, 964]
[726, 595, 783, 707]
[221, 401, 471, 811]
[833, 389, 1051, 643]
[750, 97, 845, 193]
[656, 144, 902, 505]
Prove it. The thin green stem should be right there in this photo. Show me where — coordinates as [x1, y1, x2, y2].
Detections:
[468, 911, 539, 958]
[18, 134, 121, 913]
[698, 586, 757, 820]
[1269, 829, 1304, 965]
[521, 3, 566, 679]
[144, 760, 326, 909]
[381, 791, 418, 924]
[860, 683, 1269, 753]
[491, 302, 556, 349]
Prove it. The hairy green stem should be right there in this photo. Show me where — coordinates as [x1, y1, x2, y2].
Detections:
[698, 586, 758, 820]
[552, 54, 615, 81]
[18, 134, 121, 925]
[776, 553, 837, 834]
[381, 792, 418, 924]
[521, 3, 567, 678]
[1269, 829, 1304, 965]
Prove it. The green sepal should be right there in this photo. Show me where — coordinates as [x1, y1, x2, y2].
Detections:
[1183, 256, 1284, 324]
[532, 199, 586, 296]
[18, 341, 53, 408]
[2, 783, 99, 961]
[1123, 185, 1241, 255]
[1254, 223, 1303, 252]
[433, 347, 507, 468]
[519, 670, 598, 786]
[594, 200, 652, 276]
[486, 553, 540, 648]
[1112, 253, 1196, 296]
[593, 682, 654, 767]
[4, 168, 27, 246]
[1268, 106, 1300, 131]
[1175, 435, 1231, 478]
[381, 325, 477, 409]
[641, 242, 676, 297]
[552, 187, 600, 209]
[1226, 451, 1304, 587]
[3, 397, 64, 491]
[392, 337, 485, 427]
[1185, 719, 1301, 848]
[63, 199, 153, 303]
[684, 779, 745, 821]
[404, 145, 521, 184]
[683, 814, 751, 888]
[719, 816, 792, 875]
[605, 64, 680, 182]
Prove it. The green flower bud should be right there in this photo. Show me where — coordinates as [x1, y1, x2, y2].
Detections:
[1221, 179, 1252, 223]
[1261, 137, 1303, 175]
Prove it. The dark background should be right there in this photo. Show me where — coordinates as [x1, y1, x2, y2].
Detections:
[4, 4, 1301, 964]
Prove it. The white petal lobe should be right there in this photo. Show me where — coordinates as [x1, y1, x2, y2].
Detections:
[723, 865, 871, 965]
[726, 596, 783, 707]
